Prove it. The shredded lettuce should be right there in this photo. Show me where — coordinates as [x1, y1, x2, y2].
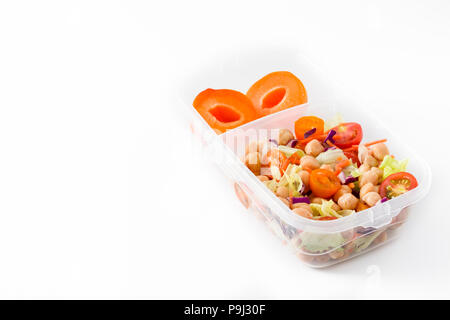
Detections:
[353, 229, 384, 252]
[270, 165, 282, 181]
[350, 168, 361, 178]
[278, 164, 303, 197]
[310, 199, 355, 219]
[341, 162, 361, 178]
[278, 145, 305, 158]
[324, 113, 344, 132]
[316, 149, 347, 164]
[300, 232, 345, 253]
[263, 179, 278, 193]
[311, 200, 342, 218]
[379, 155, 409, 179]
[338, 209, 356, 217]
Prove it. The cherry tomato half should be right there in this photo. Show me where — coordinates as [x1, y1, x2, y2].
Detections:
[331, 122, 363, 149]
[310, 169, 341, 199]
[379, 172, 418, 199]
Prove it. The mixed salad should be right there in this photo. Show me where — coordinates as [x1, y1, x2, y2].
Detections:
[193, 70, 419, 265]
[242, 115, 418, 221]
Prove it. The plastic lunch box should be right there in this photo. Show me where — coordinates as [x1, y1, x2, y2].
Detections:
[180, 48, 431, 268]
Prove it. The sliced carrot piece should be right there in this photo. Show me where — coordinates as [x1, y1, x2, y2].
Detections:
[193, 89, 257, 134]
[342, 145, 359, 152]
[341, 139, 388, 151]
[334, 159, 351, 176]
[246, 71, 308, 118]
[294, 116, 324, 141]
[356, 200, 370, 212]
[364, 139, 387, 147]
[281, 152, 301, 171]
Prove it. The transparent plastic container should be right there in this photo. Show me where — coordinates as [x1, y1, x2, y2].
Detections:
[179, 48, 431, 267]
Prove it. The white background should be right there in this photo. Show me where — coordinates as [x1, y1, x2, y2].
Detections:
[0, 0, 449, 299]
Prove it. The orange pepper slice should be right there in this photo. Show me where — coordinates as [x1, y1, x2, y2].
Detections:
[246, 71, 307, 118]
[193, 89, 257, 134]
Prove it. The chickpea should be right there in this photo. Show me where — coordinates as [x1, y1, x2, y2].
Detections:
[314, 254, 330, 264]
[305, 139, 324, 157]
[245, 152, 261, 175]
[298, 170, 310, 189]
[362, 191, 381, 207]
[300, 155, 320, 171]
[371, 143, 389, 161]
[320, 164, 333, 171]
[329, 249, 345, 260]
[358, 145, 370, 164]
[370, 167, 384, 183]
[360, 169, 379, 187]
[333, 185, 352, 203]
[292, 207, 313, 219]
[363, 155, 378, 168]
[338, 193, 359, 210]
[278, 129, 294, 146]
[278, 196, 290, 207]
[276, 185, 289, 198]
[291, 203, 313, 213]
[359, 163, 371, 174]
[360, 182, 377, 199]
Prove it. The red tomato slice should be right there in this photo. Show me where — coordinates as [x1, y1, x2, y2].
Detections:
[310, 169, 341, 199]
[379, 172, 418, 199]
[331, 122, 363, 149]
[343, 150, 360, 166]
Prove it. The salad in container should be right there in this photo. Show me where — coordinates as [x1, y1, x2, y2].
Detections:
[182, 49, 431, 267]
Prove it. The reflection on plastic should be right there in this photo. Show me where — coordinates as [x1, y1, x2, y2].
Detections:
[365, 265, 382, 296]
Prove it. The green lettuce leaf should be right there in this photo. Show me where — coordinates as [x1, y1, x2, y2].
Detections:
[353, 229, 384, 253]
[310, 199, 342, 218]
[278, 145, 305, 158]
[263, 179, 278, 193]
[379, 155, 409, 180]
[300, 232, 346, 253]
[324, 113, 344, 132]
[316, 149, 347, 164]
[278, 164, 303, 197]
[338, 209, 356, 217]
